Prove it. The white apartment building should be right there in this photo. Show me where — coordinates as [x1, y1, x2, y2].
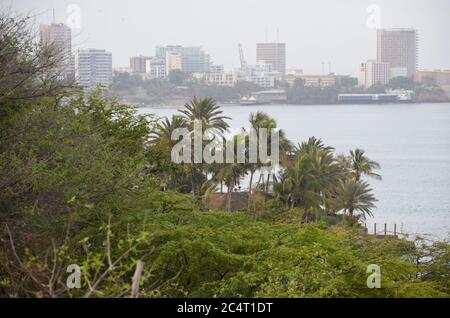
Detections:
[146, 57, 166, 79]
[238, 62, 276, 88]
[192, 70, 236, 87]
[75, 49, 112, 90]
[360, 60, 390, 88]
[246, 75, 275, 88]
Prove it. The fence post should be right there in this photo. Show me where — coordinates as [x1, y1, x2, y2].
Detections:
[374, 223, 377, 236]
[394, 224, 397, 237]
[384, 223, 387, 237]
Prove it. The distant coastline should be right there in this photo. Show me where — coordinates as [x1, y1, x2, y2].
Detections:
[129, 99, 450, 108]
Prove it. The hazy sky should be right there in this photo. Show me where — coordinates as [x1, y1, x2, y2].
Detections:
[5, 0, 450, 75]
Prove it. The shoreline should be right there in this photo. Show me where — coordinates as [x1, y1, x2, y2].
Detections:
[136, 100, 450, 108]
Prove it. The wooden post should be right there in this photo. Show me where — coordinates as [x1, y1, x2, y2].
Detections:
[131, 260, 144, 298]
[384, 223, 387, 237]
[374, 223, 377, 235]
[394, 224, 397, 237]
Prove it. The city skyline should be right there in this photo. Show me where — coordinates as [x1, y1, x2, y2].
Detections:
[5, 0, 450, 75]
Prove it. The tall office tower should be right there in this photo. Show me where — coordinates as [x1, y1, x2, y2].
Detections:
[75, 49, 112, 90]
[377, 28, 418, 79]
[39, 23, 74, 80]
[130, 56, 151, 74]
[362, 60, 390, 88]
[256, 43, 286, 75]
[155, 46, 210, 74]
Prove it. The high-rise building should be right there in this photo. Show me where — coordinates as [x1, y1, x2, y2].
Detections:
[155, 46, 210, 74]
[130, 56, 151, 74]
[165, 52, 182, 76]
[359, 60, 390, 88]
[256, 43, 286, 75]
[39, 23, 74, 80]
[75, 49, 112, 90]
[377, 28, 418, 79]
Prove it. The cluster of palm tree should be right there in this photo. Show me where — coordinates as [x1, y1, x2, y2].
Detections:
[273, 137, 380, 221]
[151, 97, 381, 220]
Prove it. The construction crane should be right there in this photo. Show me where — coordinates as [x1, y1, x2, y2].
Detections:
[238, 43, 247, 70]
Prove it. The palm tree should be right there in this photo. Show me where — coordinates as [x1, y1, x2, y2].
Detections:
[150, 115, 189, 192]
[246, 111, 292, 193]
[249, 111, 277, 132]
[282, 154, 322, 210]
[153, 115, 186, 147]
[332, 178, 377, 220]
[349, 149, 381, 181]
[295, 136, 334, 157]
[177, 97, 230, 195]
[179, 97, 230, 134]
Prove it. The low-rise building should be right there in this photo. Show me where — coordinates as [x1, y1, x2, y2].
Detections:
[193, 72, 236, 87]
[298, 75, 338, 87]
[204, 72, 235, 87]
[245, 75, 275, 88]
[286, 74, 346, 88]
[416, 69, 450, 87]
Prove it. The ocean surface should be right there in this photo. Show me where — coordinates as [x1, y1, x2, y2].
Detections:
[138, 103, 450, 240]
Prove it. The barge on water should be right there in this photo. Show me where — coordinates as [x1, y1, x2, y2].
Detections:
[338, 90, 415, 104]
[240, 89, 287, 106]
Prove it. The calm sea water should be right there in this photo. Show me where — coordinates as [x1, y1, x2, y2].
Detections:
[138, 103, 450, 239]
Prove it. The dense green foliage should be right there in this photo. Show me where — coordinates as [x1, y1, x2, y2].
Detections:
[0, 13, 449, 298]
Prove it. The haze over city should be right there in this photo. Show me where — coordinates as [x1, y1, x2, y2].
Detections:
[5, 0, 450, 74]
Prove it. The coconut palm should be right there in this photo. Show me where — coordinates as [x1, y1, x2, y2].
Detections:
[153, 115, 186, 147]
[349, 149, 382, 181]
[177, 98, 231, 195]
[295, 136, 334, 157]
[179, 97, 230, 134]
[280, 154, 322, 210]
[332, 178, 377, 220]
[249, 111, 277, 132]
[246, 111, 292, 193]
